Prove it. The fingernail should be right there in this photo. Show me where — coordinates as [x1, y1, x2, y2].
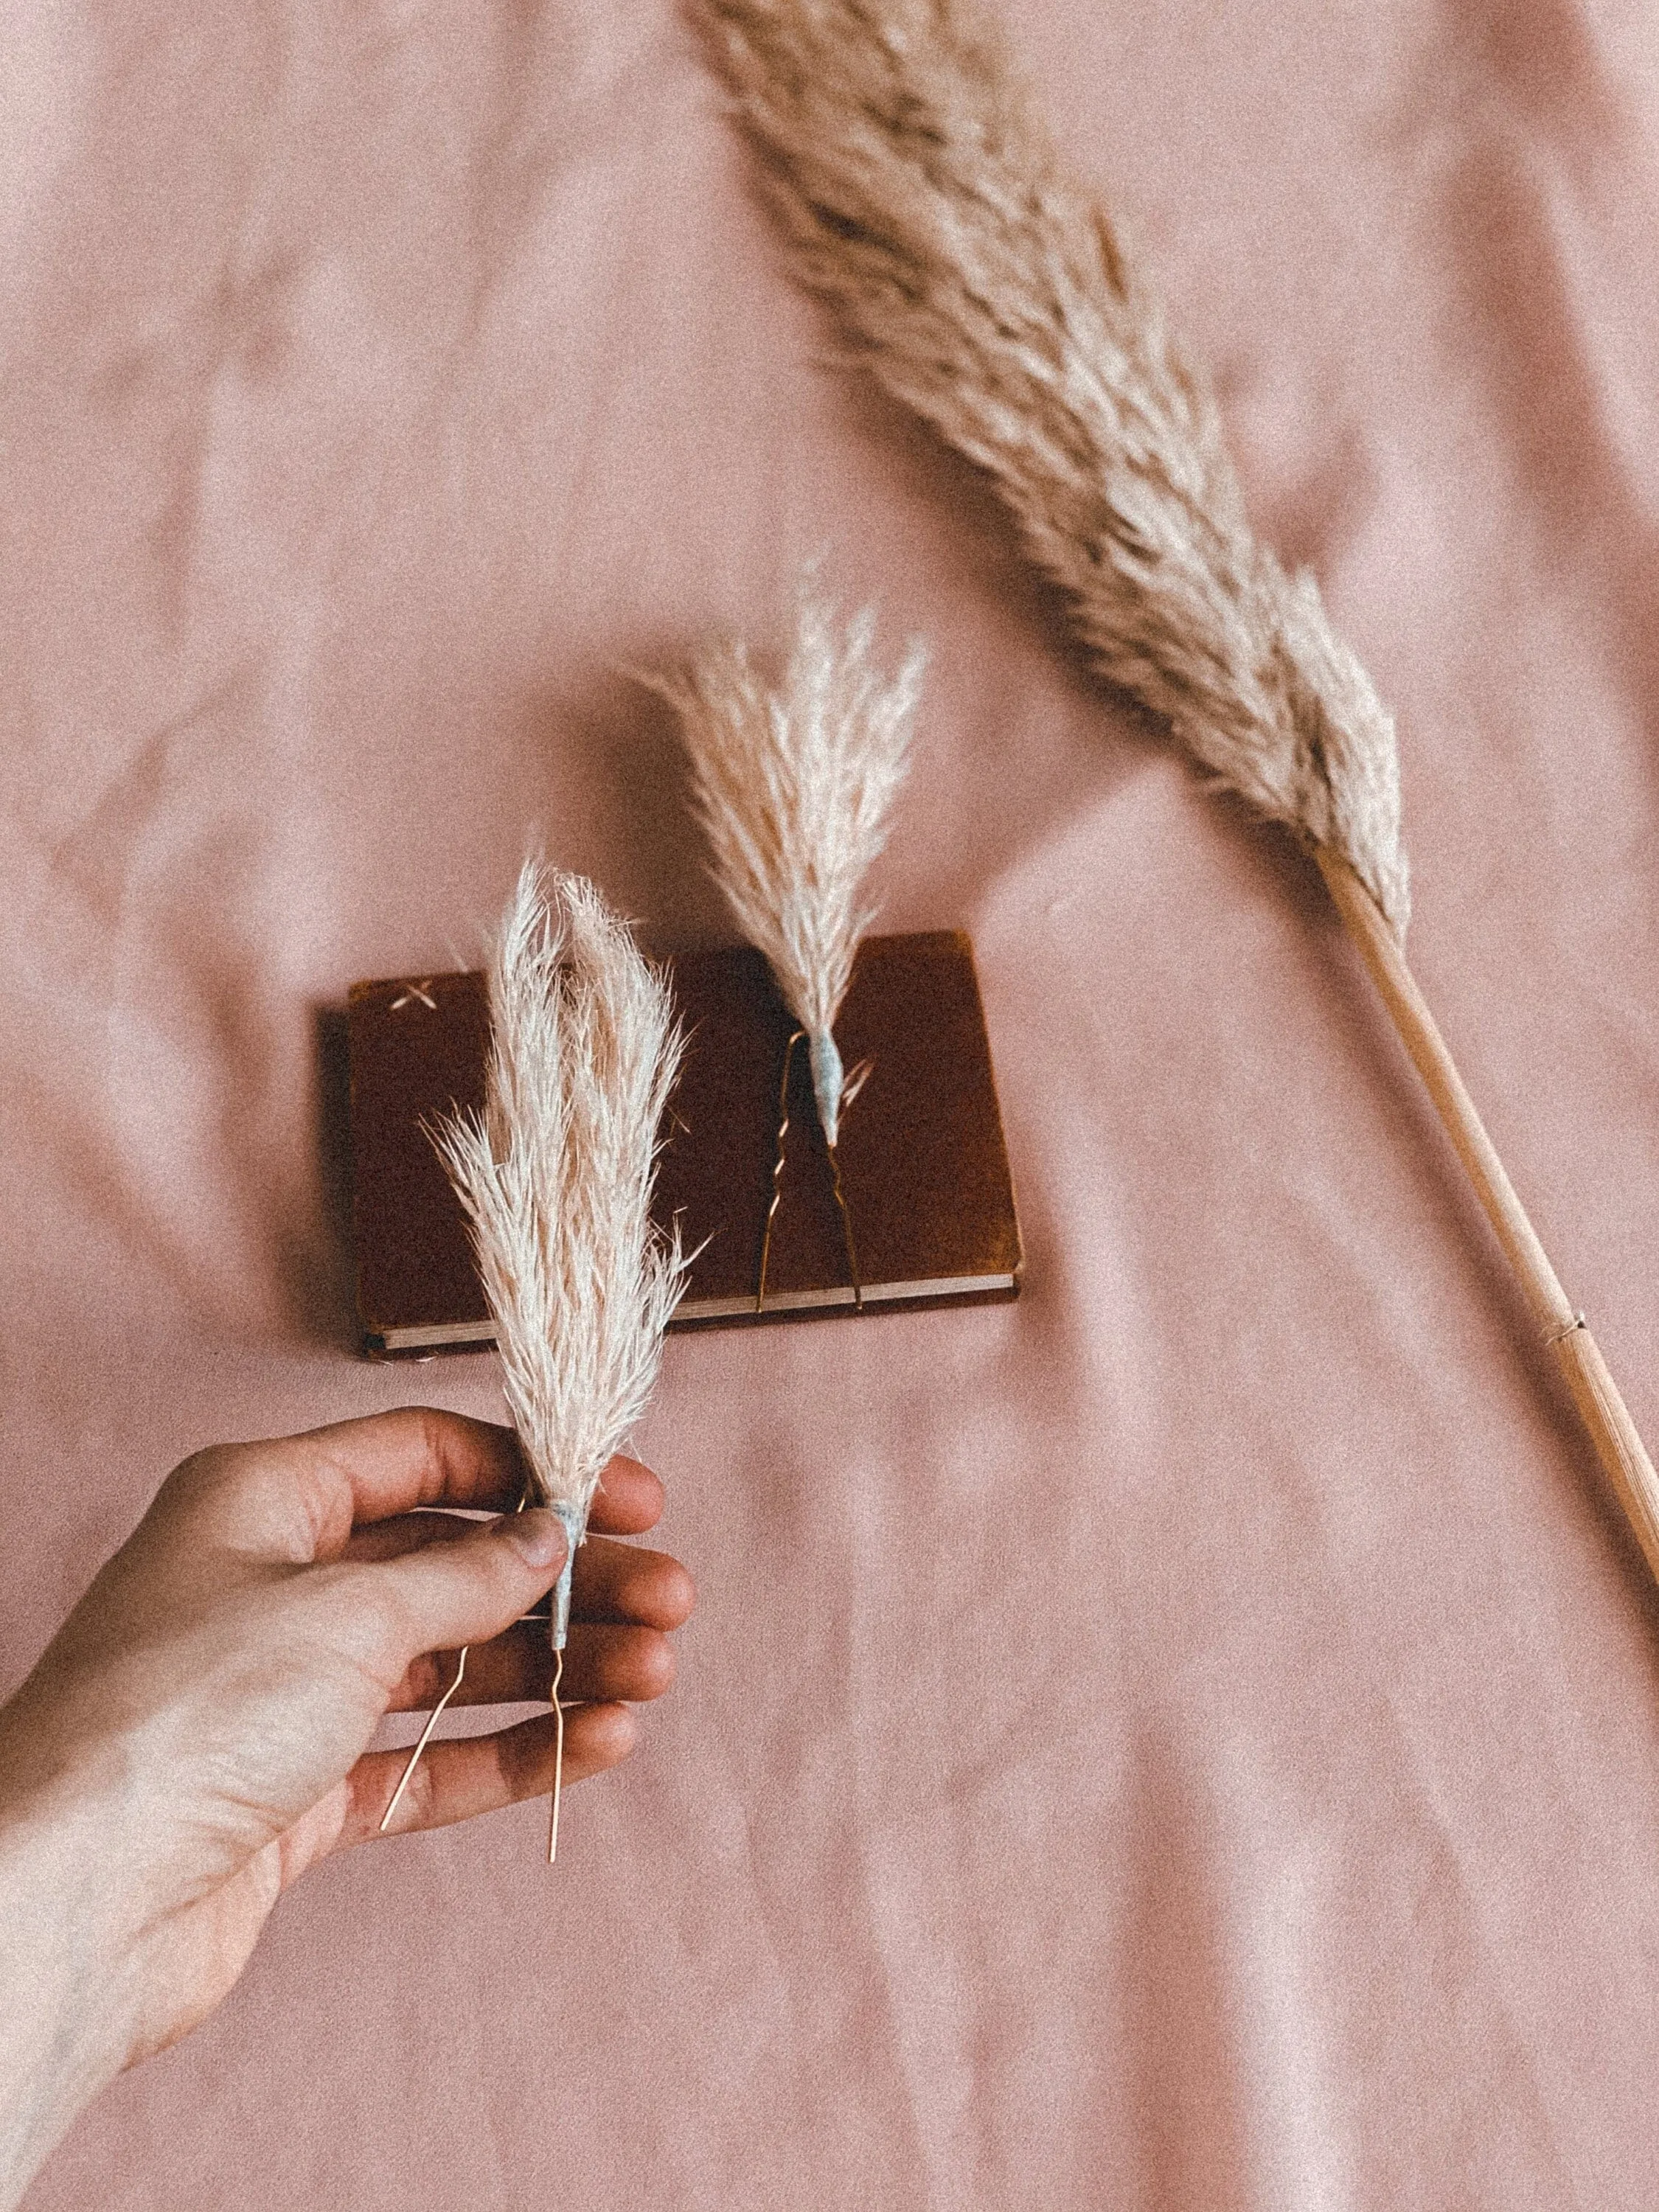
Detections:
[503, 1508, 566, 1569]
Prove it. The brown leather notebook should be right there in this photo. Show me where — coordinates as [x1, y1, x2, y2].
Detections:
[347, 930, 1023, 1354]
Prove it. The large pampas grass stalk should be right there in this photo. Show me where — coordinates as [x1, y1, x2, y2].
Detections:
[644, 577, 925, 1144]
[695, 0, 1659, 1581]
[694, 0, 1407, 933]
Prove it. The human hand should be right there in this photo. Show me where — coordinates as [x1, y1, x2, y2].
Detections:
[0, 1408, 693, 2205]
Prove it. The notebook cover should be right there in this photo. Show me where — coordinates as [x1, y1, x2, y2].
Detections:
[347, 930, 1022, 1354]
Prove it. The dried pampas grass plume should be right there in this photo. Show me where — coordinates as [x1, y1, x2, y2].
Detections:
[643, 579, 924, 1144]
[693, 1, 1659, 1618]
[694, 0, 1408, 935]
[433, 862, 687, 1640]
[383, 863, 685, 1858]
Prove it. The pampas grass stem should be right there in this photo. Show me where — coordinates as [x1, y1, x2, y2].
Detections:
[434, 862, 687, 1639]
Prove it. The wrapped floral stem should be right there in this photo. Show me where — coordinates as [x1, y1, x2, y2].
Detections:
[644, 577, 924, 1307]
[385, 864, 686, 1859]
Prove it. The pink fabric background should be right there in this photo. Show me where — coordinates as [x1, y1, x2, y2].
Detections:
[5, 2, 1659, 2203]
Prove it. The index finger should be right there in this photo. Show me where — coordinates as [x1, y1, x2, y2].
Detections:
[294, 1408, 528, 1546]
[291, 1416, 662, 1556]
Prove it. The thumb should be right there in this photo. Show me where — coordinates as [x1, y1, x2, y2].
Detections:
[361, 1508, 567, 1663]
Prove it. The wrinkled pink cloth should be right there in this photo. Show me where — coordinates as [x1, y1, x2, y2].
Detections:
[6, 4, 1659, 2205]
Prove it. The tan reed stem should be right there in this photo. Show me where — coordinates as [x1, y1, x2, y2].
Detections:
[1316, 847, 1659, 1579]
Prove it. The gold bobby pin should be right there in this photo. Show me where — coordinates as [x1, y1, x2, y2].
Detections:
[824, 1141, 863, 1313]
[826, 1054, 872, 1315]
[755, 1028, 806, 1313]
[378, 1644, 467, 1834]
[547, 1644, 566, 1864]
[756, 1031, 875, 1315]
[380, 1488, 532, 1837]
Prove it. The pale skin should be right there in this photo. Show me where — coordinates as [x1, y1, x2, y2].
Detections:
[0, 1408, 695, 2211]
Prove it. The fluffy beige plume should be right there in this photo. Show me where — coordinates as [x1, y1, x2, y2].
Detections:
[694, 0, 1409, 934]
[432, 863, 686, 1645]
[644, 581, 925, 1142]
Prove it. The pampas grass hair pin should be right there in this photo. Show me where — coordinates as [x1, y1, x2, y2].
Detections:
[697, 0, 1659, 1575]
[379, 863, 686, 1861]
[644, 576, 925, 1311]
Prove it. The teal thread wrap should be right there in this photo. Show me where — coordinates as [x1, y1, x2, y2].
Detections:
[809, 1028, 843, 1147]
[548, 1499, 585, 1651]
